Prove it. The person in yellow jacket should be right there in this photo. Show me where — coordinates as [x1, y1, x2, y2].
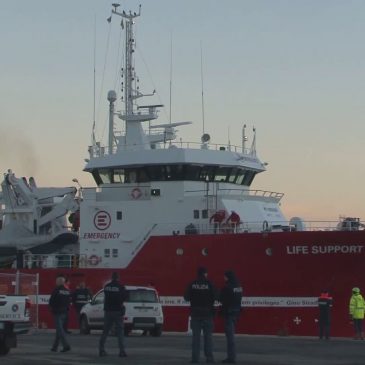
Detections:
[349, 287, 365, 340]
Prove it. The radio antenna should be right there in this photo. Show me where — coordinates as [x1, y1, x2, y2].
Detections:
[92, 14, 97, 144]
[200, 41, 205, 134]
[169, 32, 173, 124]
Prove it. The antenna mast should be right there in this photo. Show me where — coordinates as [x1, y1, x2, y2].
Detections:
[169, 33, 173, 124]
[92, 15, 97, 144]
[112, 4, 141, 119]
[242, 124, 247, 153]
[200, 41, 205, 134]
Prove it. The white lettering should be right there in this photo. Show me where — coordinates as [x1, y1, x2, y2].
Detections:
[104, 287, 120, 292]
[287, 245, 364, 255]
[82, 232, 121, 240]
[192, 284, 209, 290]
[286, 246, 309, 255]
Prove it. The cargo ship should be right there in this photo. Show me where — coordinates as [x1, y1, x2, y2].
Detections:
[1, 4, 364, 337]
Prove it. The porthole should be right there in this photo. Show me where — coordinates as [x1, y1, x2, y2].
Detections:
[176, 248, 184, 256]
[202, 248, 208, 256]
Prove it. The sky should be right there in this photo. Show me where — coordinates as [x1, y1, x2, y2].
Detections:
[1, 0, 365, 221]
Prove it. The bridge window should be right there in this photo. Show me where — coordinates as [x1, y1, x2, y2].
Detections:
[113, 169, 125, 183]
[97, 169, 111, 184]
[185, 165, 201, 180]
[214, 167, 231, 182]
[228, 168, 238, 183]
[166, 165, 184, 180]
[199, 166, 215, 181]
[138, 168, 149, 182]
[243, 170, 256, 186]
[146, 166, 165, 181]
[91, 165, 257, 186]
[235, 169, 246, 185]
[125, 169, 137, 183]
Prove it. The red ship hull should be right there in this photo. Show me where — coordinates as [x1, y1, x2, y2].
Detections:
[2, 230, 365, 337]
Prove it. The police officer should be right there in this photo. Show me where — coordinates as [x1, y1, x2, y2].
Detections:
[219, 271, 243, 364]
[63, 277, 72, 334]
[184, 267, 217, 364]
[99, 272, 127, 357]
[49, 274, 71, 352]
[349, 287, 365, 340]
[72, 282, 92, 321]
[318, 290, 333, 340]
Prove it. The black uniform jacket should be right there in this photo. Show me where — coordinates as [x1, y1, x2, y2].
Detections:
[49, 285, 71, 314]
[184, 276, 217, 318]
[103, 280, 127, 313]
[220, 282, 243, 316]
[72, 288, 92, 307]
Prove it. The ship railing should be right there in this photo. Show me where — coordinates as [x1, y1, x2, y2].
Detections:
[217, 188, 284, 200]
[88, 140, 254, 158]
[23, 254, 87, 269]
[184, 188, 284, 201]
[155, 219, 364, 236]
[120, 108, 159, 120]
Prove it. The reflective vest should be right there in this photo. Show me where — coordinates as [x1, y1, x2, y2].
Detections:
[349, 294, 365, 319]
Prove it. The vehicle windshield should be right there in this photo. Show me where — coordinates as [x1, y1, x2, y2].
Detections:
[126, 289, 157, 303]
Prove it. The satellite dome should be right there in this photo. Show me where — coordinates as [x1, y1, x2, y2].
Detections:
[107, 90, 117, 102]
[201, 133, 211, 143]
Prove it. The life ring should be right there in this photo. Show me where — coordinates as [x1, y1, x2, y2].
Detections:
[131, 187, 142, 199]
[88, 255, 101, 266]
[263, 220, 269, 232]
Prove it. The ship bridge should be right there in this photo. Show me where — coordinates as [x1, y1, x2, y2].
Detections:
[85, 142, 265, 188]
[85, 3, 265, 190]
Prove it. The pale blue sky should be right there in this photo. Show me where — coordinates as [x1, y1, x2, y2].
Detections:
[1, 0, 364, 220]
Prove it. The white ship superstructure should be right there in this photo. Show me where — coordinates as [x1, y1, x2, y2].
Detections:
[79, 5, 287, 268]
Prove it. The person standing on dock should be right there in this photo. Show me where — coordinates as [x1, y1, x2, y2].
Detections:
[349, 287, 365, 340]
[62, 277, 72, 334]
[219, 271, 243, 364]
[72, 282, 92, 323]
[318, 290, 333, 340]
[184, 267, 217, 364]
[49, 274, 71, 353]
[99, 272, 127, 357]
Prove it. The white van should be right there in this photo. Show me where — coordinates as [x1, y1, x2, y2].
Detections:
[79, 285, 164, 336]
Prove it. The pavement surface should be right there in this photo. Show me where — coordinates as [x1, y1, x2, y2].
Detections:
[4, 330, 365, 365]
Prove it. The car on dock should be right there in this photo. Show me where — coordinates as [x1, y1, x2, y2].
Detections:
[0, 295, 31, 356]
[80, 285, 163, 336]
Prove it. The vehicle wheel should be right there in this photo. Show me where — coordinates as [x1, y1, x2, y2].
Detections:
[150, 325, 162, 337]
[80, 315, 90, 335]
[0, 340, 10, 356]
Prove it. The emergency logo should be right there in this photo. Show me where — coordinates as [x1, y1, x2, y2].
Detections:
[94, 211, 111, 231]
[12, 304, 19, 312]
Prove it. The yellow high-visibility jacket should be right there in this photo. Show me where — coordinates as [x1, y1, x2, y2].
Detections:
[349, 293, 365, 319]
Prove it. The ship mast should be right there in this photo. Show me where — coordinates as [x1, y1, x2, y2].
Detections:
[111, 4, 159, 150]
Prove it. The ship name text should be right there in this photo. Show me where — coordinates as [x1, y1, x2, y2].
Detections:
[286, 245, 364, 255]
[83, 232, 121, 240]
